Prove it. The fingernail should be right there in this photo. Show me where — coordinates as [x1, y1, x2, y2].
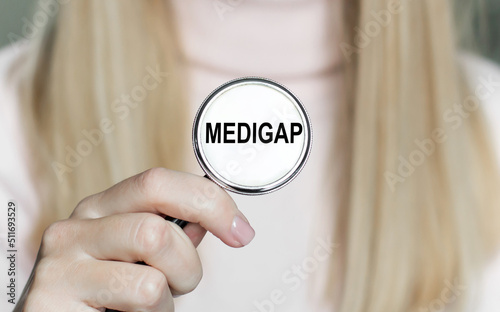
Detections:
[231, 215, 255, 246]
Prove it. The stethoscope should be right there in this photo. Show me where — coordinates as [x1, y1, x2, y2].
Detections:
[169, 76, 312, 226]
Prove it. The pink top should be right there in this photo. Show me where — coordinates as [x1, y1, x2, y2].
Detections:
[1, 0, 500, 311]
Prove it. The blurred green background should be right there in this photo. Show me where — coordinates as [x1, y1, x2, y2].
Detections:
[0, 0, 499, 63]
[0, 0, 37, 49]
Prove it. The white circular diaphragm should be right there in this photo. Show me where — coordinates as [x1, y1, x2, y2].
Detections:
[193, 77, 312, 195]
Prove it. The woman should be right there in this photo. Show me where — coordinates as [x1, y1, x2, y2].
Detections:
[1, 0, 500, 311]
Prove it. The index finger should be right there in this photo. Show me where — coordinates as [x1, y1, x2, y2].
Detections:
[71, 168, 255, 247]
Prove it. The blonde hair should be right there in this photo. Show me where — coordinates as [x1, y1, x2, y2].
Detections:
[332, 0, 500, 311]
[17, 0, 187, 240]
[14, 0, 500, 311]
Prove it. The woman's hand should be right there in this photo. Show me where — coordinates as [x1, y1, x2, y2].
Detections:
[15, 168, 255, 311]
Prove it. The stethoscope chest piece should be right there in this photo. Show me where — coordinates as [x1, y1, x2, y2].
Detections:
[193, 77, 312, 195]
